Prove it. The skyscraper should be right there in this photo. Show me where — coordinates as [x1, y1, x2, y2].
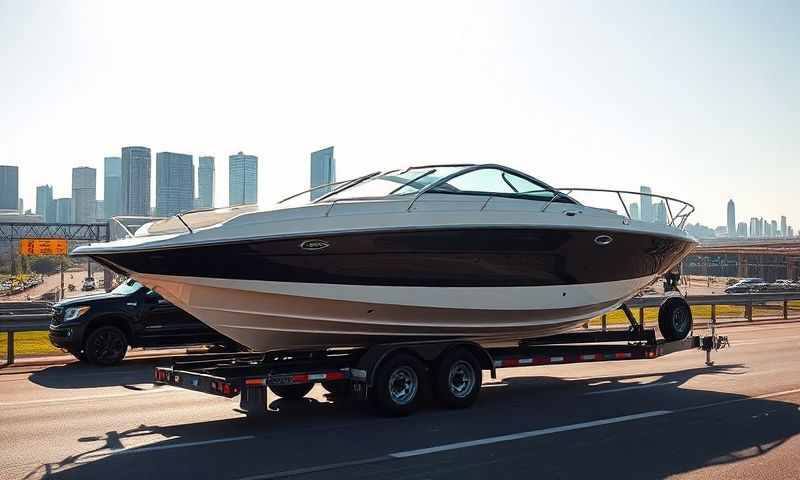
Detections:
[121, 146, 152, 215]
[771, 220, 778, 238]
[156, 152, 195, 216]
[36, 185, 53, 222]
[737, 222, 748, 238]
[55, 198, 73, 223]
[655, 201, 668, 224]
[104, 156, 122, 219]
[310, 146, 336, 200]
[0, 165, 19, 211]
[197, 156, 215, 209]
[72, 167, 97, 223]
[640, 186, 653, 222]
[726, 200, 735, 238]
[629, 203, 640, 221]
[789, 226, 794, 238]
[781, 216, 787, 238]
[749, 217, 759, 237]
[229, 152, 258, 206]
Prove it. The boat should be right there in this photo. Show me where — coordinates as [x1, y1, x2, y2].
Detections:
[72, 164, 697, 352]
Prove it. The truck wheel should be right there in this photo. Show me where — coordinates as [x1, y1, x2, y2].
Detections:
[433, 348, 482, 409]
[84, 326, 128, 366]
[269, 383, 313, 400]
[321, 380, 351, 396]
[371, 353, 426, 416]
[659, 297, 693, 341]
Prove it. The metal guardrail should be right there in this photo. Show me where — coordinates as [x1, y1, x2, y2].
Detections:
[0, 301, 54, 365]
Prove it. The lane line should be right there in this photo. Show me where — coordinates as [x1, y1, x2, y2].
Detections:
[76, 435, 255, 462]
[583, 381, 679, 396]
[389, 410, 670, 458]
[0, 387, 184, 407]
[240, 386, 800, 479]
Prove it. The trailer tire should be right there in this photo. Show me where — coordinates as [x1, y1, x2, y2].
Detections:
[371, 353, 425, 416]
[269, 383, 313, 400]
[659, 297, 693, 341]
[433, 348, 482, 409]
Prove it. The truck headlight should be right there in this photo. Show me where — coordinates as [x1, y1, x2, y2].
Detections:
[64, 306, 90, 321]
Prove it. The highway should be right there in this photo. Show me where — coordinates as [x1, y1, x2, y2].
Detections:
[2, 321, 799, 479]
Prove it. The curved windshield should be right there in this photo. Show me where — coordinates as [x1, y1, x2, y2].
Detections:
[430, 167, 572, 202]
[320, 166, 467, 202]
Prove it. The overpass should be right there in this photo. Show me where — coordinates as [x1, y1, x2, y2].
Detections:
[684, 238, 800, 281]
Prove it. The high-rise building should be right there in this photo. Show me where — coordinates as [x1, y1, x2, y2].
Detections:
[640, 186, 653, 222]
[771, 220, 778, 238]
[95, 200, 104, 221]
[72, 167, 97, 223]
[229, 152, 258, 206]
[749, 217, 759, 237]
[18, 198, 23, 213]
[726, 200, 735, 238]
[104, 156, 122, 219]
[197, 156, 215, 209]
[629, 203, 640, 221]
[781, 216, 787, 238]
[55, 198, 73, 223]
[310, 146, 336, 200]
[736, 222, 748, 237]
[121, 146, 152, 215]
[36, 185, 54, 221]
[156, 152, 195, 216]
[789, 226, 794, 238]
[0, 165, 18, 211]
[655, 201, 667, 224]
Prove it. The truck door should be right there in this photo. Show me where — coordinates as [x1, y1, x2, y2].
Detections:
[138, 288, 221, 346]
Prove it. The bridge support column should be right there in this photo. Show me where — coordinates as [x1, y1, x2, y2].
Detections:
[737, 254, 747, 277]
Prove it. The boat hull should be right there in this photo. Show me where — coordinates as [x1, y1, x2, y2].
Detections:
[132, 272, 656, 351]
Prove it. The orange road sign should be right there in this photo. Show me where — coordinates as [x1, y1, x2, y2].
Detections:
[19, 239, 68, 256]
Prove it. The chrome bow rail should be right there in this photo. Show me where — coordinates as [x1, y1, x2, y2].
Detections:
[540, 188, 695, 229]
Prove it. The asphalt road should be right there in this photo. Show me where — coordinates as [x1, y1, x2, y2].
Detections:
[2, 321, 800, 480]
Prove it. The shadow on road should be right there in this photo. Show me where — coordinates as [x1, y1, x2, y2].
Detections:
[21, 363, 800, 479]
[27, 357, 172, 389]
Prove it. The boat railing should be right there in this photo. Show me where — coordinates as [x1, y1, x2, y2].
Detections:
[540, 188, 695, 229]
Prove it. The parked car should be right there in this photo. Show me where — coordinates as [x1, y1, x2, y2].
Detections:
[724, 277, 767, 294]
[49, 278, 244, 365]
[81, 277, 96, 291]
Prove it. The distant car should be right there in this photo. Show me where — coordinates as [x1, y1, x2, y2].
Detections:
[50, 279, 244, 365]
[763, 279, 800, 292]
[81, 277, 96, 291]
[724, 278, 767, 294]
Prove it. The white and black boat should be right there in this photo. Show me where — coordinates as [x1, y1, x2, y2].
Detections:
[73, 164, 697, 352]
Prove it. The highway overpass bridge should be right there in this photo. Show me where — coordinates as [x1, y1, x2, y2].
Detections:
[685, 238, 800, 281]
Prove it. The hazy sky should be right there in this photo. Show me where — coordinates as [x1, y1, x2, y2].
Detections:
[1, 0, 797, 227]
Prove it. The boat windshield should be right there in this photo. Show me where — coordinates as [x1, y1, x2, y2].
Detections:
[428, 167, 568, 202]
[319, 166, 467, 202]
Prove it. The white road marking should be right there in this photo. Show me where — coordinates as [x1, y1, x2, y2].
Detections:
[237, 386, 800, 479]
[389, 410, 670, 458]
[583, 380, 679, 396]
[0, 386, 185, 407]
[76, 435, 255, 462]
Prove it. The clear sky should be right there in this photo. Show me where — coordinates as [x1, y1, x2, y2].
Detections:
[1, 0, 797, 228]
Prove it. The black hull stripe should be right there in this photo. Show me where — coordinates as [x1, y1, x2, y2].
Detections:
[92, 228, 693, 287]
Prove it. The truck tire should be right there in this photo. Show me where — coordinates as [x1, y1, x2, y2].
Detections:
[269, 383, 313, 400]
[659, 297, 693, 341]
[84, 326, 129, 366]
[433, 348, 482, 409]
[371, 353, 426, 416]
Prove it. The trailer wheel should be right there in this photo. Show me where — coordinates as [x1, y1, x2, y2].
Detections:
[433, 348, 482, 409]
[659, 297, 693, 341]
[372, 353, 425, 416]
[269, 383, 313, 400]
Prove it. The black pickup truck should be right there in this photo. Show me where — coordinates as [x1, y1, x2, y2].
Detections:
[49, 279, 241, 365]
